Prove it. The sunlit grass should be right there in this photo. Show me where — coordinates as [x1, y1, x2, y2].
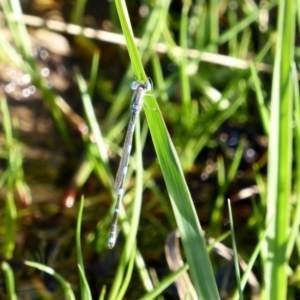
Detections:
[0, 0, 299, 299]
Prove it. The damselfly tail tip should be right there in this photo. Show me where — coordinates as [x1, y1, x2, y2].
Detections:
[108, 224, 117, 249]
[108, 237, 115, 249]
[108, 242, 115, 249]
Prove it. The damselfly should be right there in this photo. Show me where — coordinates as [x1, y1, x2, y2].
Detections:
[108, 79, 152, 248]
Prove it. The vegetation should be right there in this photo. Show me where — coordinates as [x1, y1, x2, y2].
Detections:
[0, 0, 298, 299]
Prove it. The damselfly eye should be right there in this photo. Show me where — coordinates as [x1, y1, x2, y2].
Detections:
[130, 79, 153, 91]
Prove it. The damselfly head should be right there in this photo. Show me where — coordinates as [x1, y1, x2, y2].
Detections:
[130, 78, 153, 92]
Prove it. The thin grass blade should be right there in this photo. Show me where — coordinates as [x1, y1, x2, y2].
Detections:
[264, 1, 295, 299]
[1, 261, 17, 300]
[24, 261, 76, 300]
[76, 196, 92, 300]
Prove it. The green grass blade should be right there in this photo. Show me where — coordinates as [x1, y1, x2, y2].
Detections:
[227, 199, 243, 300]
[250, 63, 270, 136]
[3, 191, 17, 260]
[1, 98, 17, 259]
[151, 53, 169, 103]
[232, 216, 274, 300]
[179, 0, 192, 109]
[76, 69, 113, 188]
[287, 64, 300, 260]
[76, 196, 85, 269]
[297, 0, 300, 32]
[185, 76, 248, 168]
[116, 244, 137, 300]
[139, 264, 189, 300]
[88, 51, 100, 98]
[210, 140, 244, 236]
[209, 155, 225, 235]
[209, 0, 219, 51]
[76, 196, 92, 300]
[1, 261, 17, 300]
[137, 0, 171, 59]
[3, 0, 34, 63]
[217, 1, 277, 47]
[114, 0, 147, 82]
[227, 6, 238, 57]
[239, 28, 252, 59]
[144, 95, 219, 298]
[106, 0, 171, 125]
[1, 97, 13, 148]
[264, 0, 295, 299]
[135, 249, 154, 292]
[78, 265, 92, 300]
[108, 120, 144, 299]
[70, 0, 87, 24]
[98, 285, 107, 300]
[24, 261, 76, 300]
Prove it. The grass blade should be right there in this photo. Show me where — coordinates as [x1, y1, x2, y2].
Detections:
[1, 261, 17, 300]
[144, 95, 219, 298]
[227, 199, 243, 300]
[108, 120, 144, 299]
[139, 264, 189, 300]
[264, 0, 295, 299]
[76, 196, 92, 300]
[24, 261, 76, 300]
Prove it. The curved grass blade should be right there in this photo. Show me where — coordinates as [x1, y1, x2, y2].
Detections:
[139, 264, 189, 300]
[1, 261, 17, 300]
[24, 261, 76, 300]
